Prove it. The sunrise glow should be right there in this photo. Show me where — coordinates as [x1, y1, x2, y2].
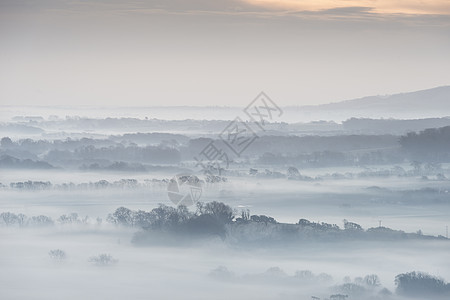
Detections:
[245, 0, 450, 15]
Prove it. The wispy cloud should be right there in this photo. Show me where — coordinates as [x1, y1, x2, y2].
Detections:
[3, 0, 449, 16]
[244, 0, 450, 15]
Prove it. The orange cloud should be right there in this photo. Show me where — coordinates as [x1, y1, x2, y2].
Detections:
[244, 0, 450, 15]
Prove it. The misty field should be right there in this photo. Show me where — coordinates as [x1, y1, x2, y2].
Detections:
[2, 160, 450, 299]
[2, 100, 450, 300]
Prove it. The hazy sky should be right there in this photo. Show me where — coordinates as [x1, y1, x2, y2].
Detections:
[1, 0, 449, 106]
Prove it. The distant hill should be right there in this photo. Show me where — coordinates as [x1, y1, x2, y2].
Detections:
[342, 117, 450, 134]
[283, 86, 450, 122]
[304, 86, 450, 112]
[1, 86, 449, 125]
[0, 155, 54, 169]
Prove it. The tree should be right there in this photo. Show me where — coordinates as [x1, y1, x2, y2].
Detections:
[195, 201, 206, 215]
[88, 254, 118, 266]
[185, 214, 226, 238]
[49, 249, 66, 261]
[299, 219, 312, 226]
[1, 137, 13, 148]
[250, 215, 276, 224]
[0, 212, 19, 226]
[395, 271, 449, 297]
[343, 219, 363, 231]
[317, 273, 333, 283]
[150, 204, 180, 229]
[203, 201, 234, 224]
[287, 166, 300, 179]
[58, 213, 81, 224]
[176, 205, 193, 223]
[249, 168, 258, 175]
[133, 210, 154, 228]
[295, 270, 314, 280]
[400, 126, 450, 162]
[235, 209, 250, 223]
[28, 215, 54, 226]
[337, 283, 366, 297]
[107, 207, 134, 226]
[364, 274, 381, 287]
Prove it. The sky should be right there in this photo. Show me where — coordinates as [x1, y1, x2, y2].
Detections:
[1, 0, 450, 107]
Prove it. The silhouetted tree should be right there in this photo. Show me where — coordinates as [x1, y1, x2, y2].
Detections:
[203, 201, 234, 224]
[343, 219, 363, 231]
[364, 274, 381, 287]
[49, 249, 66, 261]
[1, 137, 13, 148]
[395, 271, 450, 297]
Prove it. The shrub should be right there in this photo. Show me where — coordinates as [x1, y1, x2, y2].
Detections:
[88, 254, 118, 266]
[49, 249, 66, 261]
